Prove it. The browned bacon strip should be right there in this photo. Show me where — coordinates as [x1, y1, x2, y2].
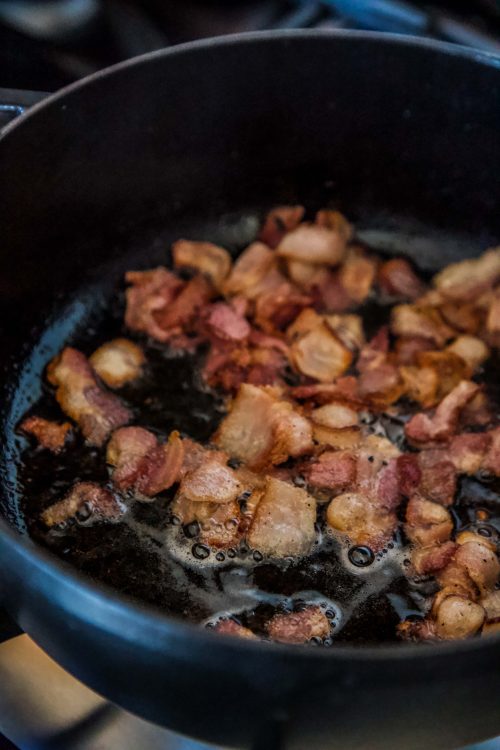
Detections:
[125, 267, 183, 342]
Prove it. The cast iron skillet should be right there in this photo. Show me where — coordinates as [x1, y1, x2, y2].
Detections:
[0, 30, 499, 750]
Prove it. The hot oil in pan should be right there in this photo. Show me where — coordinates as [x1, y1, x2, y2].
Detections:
[18, 299, 500, 647]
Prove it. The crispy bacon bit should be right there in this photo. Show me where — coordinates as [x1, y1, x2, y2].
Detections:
[434, 596, 485, 639]
[47, 347, 130, 447]
[107, 427, 185, 498]
[125, 267, 183, 341]
[411, 541, 457, 575]
[312, 425, 361, 450]
[405, 380, 479, 447]
[213, 619, 258, 640]
[415, 350, 468, 401]
[358, 363, 403, 407]
[325, 314, 365, 351]
[287, 259, 317, 287]
[400, 365, 438, 408]
[315, 209, 353, 241]
[259, 205, 305, 248]
[153, 274, 213, 333]
[223, 242, 275, 298]
[417, 450, 457, 506]
[180, 458, 241, 504]
[172, 240, 232, 290]
[338, 250, 377, 305]
[394, 336, 435, 365]
[398, 618, 437, 641]
[454, 541, 500, 594]
[304, 451, 356, 492]
[214, 384, 313, 469]
[41, 482, 123, 527]
[246, 477, 316, 557]
[439, 302, 482, 335]
[277, 224, 347, 266]
[397, 454, 422, 497]
[436, 562, 478, 601]
[205, 301, 251, 342]
[378, 258, 426, 300]
[291, 322, 353, 382]
[290, 376, 362, 407]
[405, 497, 453, 547]
[460, 392, 492, 429]
[254, 283, 312, 334]
[445, 336, 489, 375]
[19, 416, 71, 453]
[172, 495, 241, 548]
[311, 402, 359, 429]
[266, 606, 330, 644]
[310, 268, 354, 313]
[390, 305, 454, 347]
[326, 492, 396, 550]
[448, 432, 492, 474]
[90, 338, 145, 388]
[433, 247, 500, 301]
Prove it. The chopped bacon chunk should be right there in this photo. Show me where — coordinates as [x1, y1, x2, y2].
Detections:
[247, 477, 316, 557]
[394, 336, 435, 365]
[287, 259, 318, 287]
[338, 250, 377, 305]
[399, 365, 438, 408]
[107, 427, 184, 498]
[433, 247, 500, 301]
[153, 274, 213, 333]
[41, 482, 123, 527]
[47, 347, 130, 447]
[259, 205, 305, 248]
[481, 590, 500, 622]
[214, 384, 313, 469]
[439, 301, 482, 335]
[378, 258, 426, 300]
[445, 336, 489, 376]
[417, 450, 457, 506]
[460, 392, 492, 429]
[454, 541, 500, 594]
[254, 283, 312, 334]
[290, 322, 353, 382]
[266, 606, 330, 644]
[19, 416, 71, 453]
[405, 497, 453, 547]
[290, 376, 363, 408]
[434, 596, 485, 639]
[358, 362, 403, 407]
[390, 305, 454, 347]
[405, 380, 479, 447]
[312, 425, 362, 450]
[448, 432, 492, 474]
[411, 541, 457, 575]
[90, 338, 145, 388]
[125, 267, 183, 342]
[179, 458, 241, 504]
[396, 454, 422, 497]
[304, 450, 356, 492]
[310, 268, 354, 313]
[415, 350, 468, 401]
[277, 224, 347, 266]
[315, 209, 353, 241]
[326, 491, 396, 551]
[213, 619, 258, 640]
[172, 239, 232, 290]
[311, 402, 359, 429]
[325, 314, 365, 351]
[171, 495, 241, 548]
[223, 242, 275, 298]
[205, 301, 251, 342]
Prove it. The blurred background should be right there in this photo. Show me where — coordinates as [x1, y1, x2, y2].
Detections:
[1, 0, 500, 92]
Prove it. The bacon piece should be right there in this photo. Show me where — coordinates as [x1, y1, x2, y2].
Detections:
[41, 482, 123, 527]
[254, 283, 312, 334]
[47, 348, 131, 447]
[405, 497, 453, 547]
[90, 338, 145, 388]
[417, 450, 457, 506]
[482, 427, 500, 476]
[171, 495, 241, 548]
[214, 384, 313, 469]
[266, 606, 330, 644]
[436, 562, 478, 601]
[125, 267, 183, 341]
[172, 239, 232, 290]
[153, 274, 213, 333]
[460, 392, 492, 429]
[454, 541, 500, 594]
[481, 590, 500, 621]
[445, 336, 489, 376]
[247, 477, 316, 557]
[358, 362, 403, 407]
[179, 458, 241, 504]
[277, 223, 347, 266]
[205, 302, 250, 342]
[290, 322, 353, 382]
[312, 425, 362, 450]
[398, 618, 437, 641]
[390, 305, 454, 347]
[19, 416, 71, 453]
[203, 341, 287, 393]
[399, 365, 439, 408]
[433, 247, 500, 301]
[213, 619, 258, 640]
[304, 450, 356, 492]
[259, 205, 305, 248]
[310, 268, 354, 313]
[315, 209, 353, 241]
[107, 427, 185, 498]
[338, 250, 377, 305]
[311, 402, 359, 429]
[287, 259, 318, 287]
[378, 258, 426, 300]
[411, 541, 457, 575]
[397, 454, 422, 496]
[405, 380, 479, 447]
[439, 302, 482, 335]
[415, 350, 468, 401]
[290, 376, 363, 408]
[434, 596, 485, 639]
[324, 314, 365, 351]
[448, 432, 492, 474]
[223, 242, 275, 298]
[394, 336, 435, 365]
[326, 492, 396, 551]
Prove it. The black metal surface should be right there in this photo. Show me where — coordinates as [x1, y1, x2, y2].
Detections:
[0, 31, 500, 750]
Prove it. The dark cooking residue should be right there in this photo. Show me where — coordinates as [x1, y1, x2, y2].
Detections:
[17, 206, 500, 645]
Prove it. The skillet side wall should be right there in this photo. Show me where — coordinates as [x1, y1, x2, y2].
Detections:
[0, 33, 499, 750]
